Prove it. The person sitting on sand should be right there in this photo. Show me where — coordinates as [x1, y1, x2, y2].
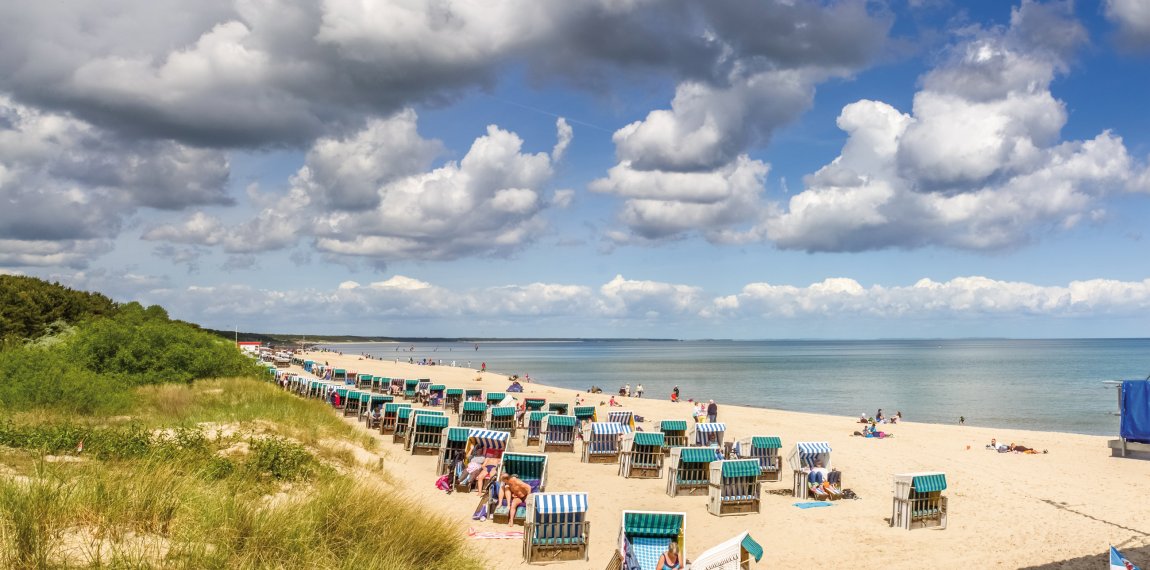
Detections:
[655, 541, 681, 570]
[497, 473, 532, 527]
[609, 395, 621, 407]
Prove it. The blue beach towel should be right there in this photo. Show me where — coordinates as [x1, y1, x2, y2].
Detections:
[793, 501, 833, 509]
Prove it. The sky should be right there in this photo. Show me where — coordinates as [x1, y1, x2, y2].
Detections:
[2, 0, 1150, 339]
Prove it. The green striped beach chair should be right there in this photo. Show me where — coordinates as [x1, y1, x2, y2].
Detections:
[692, 532, 763, 570]
[445, 388, 463, 413]
[736, 436, 783, 482]
[334, 388, 349, 410]
[486, 406, 517, 435]
[437, 427, 471, 476]
[356, 374, 373, 390]
[666, 446, 722, 497]
[333, 369, 347, 382]
[342, 390, 362, 417]
[525, 411, 550, 446]
[486, 392, 507, 407]
[606, 511, 685, 570]
[364, 395, 391, 428]
[403, 379, 419, 401]
[547, 402, 569, 415]
[573, 405, 596, 424]
[524, 397, 547, 412]
[371, 376, 387, 394]
[619, 432, 665, 479]
[405, 409, 446, 450]
[465, 389, 482, 401]
[707, 459, 762, 516]
[428, 384, 446, 406]
[540, 415, 577, 453]
[891, 472, 948, 530]
[409, 412, 450, 456]
[658, 420, 688, 454]
[523, 492, 589, 564]
[460, 401, 487, 427]
[582, 422, 630, 464]
[379, 402, 410, 435]
[489, 452, 548, 525]
[393, 406, 415, 444]
[356, 392, 372, 422]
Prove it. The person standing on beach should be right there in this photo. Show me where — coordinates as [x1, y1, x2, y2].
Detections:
[636, 384, 644, 398]
[625, 384, 631, 397]
[672, 386, 680, 402]
[707, 400, 718, 423]
[481, 362, 486, 372]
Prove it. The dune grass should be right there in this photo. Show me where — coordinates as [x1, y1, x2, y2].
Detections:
[0, 377, 482, 569]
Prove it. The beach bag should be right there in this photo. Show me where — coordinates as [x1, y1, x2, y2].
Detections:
[435, 474, 451, 491]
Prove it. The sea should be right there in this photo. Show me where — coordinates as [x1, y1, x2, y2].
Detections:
[317, 339, 1150, 436]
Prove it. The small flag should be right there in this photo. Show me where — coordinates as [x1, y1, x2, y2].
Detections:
[75, 439, 84, 454]
[1112, 546, 1142, 570]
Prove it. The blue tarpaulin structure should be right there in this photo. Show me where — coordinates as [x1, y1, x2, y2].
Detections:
[1120, 380, 1150, 444]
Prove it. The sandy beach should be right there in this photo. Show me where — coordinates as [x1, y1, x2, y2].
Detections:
[294, 351, 1150, 569]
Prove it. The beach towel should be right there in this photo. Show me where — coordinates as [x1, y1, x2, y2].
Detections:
[794, 501, 834, 509]
[467, 527, 524, 540]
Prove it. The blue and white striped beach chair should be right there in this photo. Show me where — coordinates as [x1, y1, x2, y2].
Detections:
[523, 492, 589, 563]
[787, 441, 839, 499]
[689, 422, 727, 447]
[583, 422, 630, 464]
[607, 410, 635, 430]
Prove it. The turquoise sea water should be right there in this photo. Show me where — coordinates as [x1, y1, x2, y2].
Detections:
[318, 339, 1150, 436]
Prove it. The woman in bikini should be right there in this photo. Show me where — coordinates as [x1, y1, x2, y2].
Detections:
[656, 542, 680, 570]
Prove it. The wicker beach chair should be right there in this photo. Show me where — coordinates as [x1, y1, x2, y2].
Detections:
[342, 390, 361, 417]
[547, 402, 569, 415]
[409, 412, 450, 456]
[456, 428, 511, 493]
[371, 376, 388, 394]
[403, 379, 419, 400]
[487, 406, 517, 435]
[541, 415, 577, 453]
[356, 374, 373, 390]
[582, 422, 630, 464]
[606, 511, 685, 570]
[428, 384, 446, 407]
[393, 406, 415, 444]
[437, 427, 471, 476]
[787, 442, 841, 500]
[666, 446, 722, 497]
[333, 368, 347, 383]
[524, 398, 547, 412]
[334, 388, 349, 410]
[619, 432, 665, 479]
[707, 459, 762, 516]
[489, 452, 549, 525]
[486, 392, 507, 407]
[573, 405, 596, 424]
[658, 420, 688, 454]
[523, 492, 590, 564]
[688, 422, 727, 448]
[415, 380, 431, 404]
[389, 378, 404, 396]
[525, 411, 550, 446]
[891, 472, 948, 530]
[691, 532, 763, 570]
[379, 402, 411, 435]
[445, 388, 464, 414]
[607, 410, 635, 431]
[465, 389, 482, 402]
[365, 395, 391, 428]
[736, 436, 783, 482]
[460, 401, 487, 427]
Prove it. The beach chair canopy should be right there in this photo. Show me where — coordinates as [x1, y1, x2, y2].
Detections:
[544, 415, 577, 427]
[589, 422, 631, 435]
[679, 447, 723, 464]
[462, 401, 487, 412]
[465, 389, 482, 398]
[529, 411, 550, 423]
[694, 422, 726, 434]
[487, 392, 506, 403]
[430, 384, 445, 392]
[1121, 380, 1150, 444]
[692, 532, 763, 567]
[787, 442, 832, 470]
[574, 406, 596, 420]
[893, 472, 947, 496]
[390, 378, 404, 387]
[467, 428, 510, 450]
[405, 379, 419, 389]
[660, 420, 687, 432]
[633, 432, 665, 447]
[752, 436, 782, 449]
[608, 410, 634, 427]
[384, 402, 410, 414]
[445, 427, 471, 443]
[446, 388, 463, 396]
[623, 511, 684, 538]
[719, 459, 761, 478]
[533, 492, 587, 516]
[548, 402, 569, 413]
[334, 369, 346, 376]
[502, 453, 548, 480]
[397, 407, 414, 420]
[372, 395, 393, 405]
[490, 406, 516, 418]
[415, 414, 450, 429]
[416, 381, 431, 391]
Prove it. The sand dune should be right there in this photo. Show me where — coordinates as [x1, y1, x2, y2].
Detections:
[297, 351, 1150, 569]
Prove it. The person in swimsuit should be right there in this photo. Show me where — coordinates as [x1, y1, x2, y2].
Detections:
[656, 541, 680, 570]
[473, 448, 501, 493]
[499, 473, 532, 527]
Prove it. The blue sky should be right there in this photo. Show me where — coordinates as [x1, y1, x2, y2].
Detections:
[2, 0, 1150, 339]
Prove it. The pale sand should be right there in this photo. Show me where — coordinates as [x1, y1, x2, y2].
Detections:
[296, 352, 1150, 569]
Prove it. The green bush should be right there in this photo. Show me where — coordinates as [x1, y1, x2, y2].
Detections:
[246, 436, 316, 481]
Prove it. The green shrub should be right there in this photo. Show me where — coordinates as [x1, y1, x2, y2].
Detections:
[246, 436, 315, 481]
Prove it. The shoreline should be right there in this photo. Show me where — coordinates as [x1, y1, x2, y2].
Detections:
[295, 350, 1150, 569]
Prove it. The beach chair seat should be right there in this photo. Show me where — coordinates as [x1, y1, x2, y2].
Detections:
[522, 492, 589, 564]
